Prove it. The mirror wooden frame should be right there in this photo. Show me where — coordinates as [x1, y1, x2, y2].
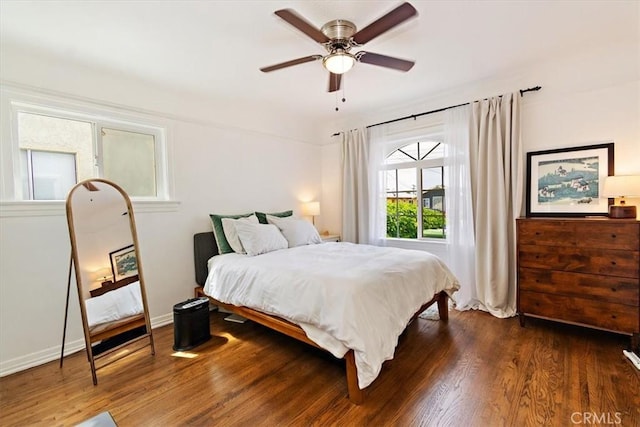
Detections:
[61, 178, 155, 384]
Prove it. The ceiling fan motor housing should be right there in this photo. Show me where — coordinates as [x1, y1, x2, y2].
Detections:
[321, 19, 357, 51]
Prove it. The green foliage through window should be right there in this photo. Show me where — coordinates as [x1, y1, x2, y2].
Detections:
[387, 200, 417, 238]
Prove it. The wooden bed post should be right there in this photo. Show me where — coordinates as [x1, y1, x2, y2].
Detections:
[437, 291, 449, 322]
[344, 350, 364, 405]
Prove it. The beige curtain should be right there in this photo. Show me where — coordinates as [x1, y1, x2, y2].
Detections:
[341, 128, 370, 243]
[467, 92, 522, 317]
[341, 127, 387, 245]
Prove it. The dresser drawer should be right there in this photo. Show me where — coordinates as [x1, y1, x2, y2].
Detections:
[519, 291, 639, 333]
[517, 220, 574, 246]
[519, 245, 639, 278]
[574, 222, 640, 250]
[518, 267, 639, 306]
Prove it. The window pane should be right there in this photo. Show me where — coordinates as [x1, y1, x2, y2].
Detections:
[419, 141, 443, 160]
[30, 151, 77, 200]
[386, 168, 417, 239]
[18, 112, 93, 199]
[102, 128, 156, 197]
[397, 168, 416, 192]
[386, 142, 418, 164]
[385, 170, 397, 192]
[421, 167, 445, 239]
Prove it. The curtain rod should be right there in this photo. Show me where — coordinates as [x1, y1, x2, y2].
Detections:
[332, 85, 541, 136]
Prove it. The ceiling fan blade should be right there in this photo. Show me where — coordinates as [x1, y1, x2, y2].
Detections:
[274, 9, 330, 44]
[357, 52, 415, 71]
[328, 73, 342, 93]
[352, 2, 418, 45]
[260, 55, 322, 72]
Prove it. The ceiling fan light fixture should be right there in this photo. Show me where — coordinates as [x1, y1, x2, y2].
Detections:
[323, 52, 355, 74]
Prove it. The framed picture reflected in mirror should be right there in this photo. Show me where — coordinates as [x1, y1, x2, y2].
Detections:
[109, 244, 138, 281]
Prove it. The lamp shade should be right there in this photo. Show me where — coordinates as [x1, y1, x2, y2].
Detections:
[302, 201, 321, 216]
[602, 175, 640, 197]
[93, 267, 113, 283]
[323, 52, 355, 74]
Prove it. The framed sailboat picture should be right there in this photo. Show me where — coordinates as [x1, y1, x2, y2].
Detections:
[525, 142, 614, 217]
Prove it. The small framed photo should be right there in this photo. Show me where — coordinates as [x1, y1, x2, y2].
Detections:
[109, 245, 138, 282]
[526, 142, 614, 217]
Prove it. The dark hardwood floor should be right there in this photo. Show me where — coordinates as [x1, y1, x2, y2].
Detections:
[1, 309, 638, 426]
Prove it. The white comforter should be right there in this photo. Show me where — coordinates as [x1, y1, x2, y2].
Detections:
[204, 242, 459, 389]
[85, 281, 143, 328]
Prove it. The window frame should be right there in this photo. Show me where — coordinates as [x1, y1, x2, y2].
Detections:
[383, 129, 446, 242]
[1, 85, 175, 214]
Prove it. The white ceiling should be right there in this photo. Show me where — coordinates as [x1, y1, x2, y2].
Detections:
[1, 1, 638, 124]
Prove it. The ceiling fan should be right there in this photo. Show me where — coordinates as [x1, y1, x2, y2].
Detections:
[260, 2, 418, 93]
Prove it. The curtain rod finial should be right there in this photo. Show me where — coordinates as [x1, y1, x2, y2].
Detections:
[520, 85, 542, 97]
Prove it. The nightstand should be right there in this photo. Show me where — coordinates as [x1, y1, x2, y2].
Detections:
[321, 234, 341, 242]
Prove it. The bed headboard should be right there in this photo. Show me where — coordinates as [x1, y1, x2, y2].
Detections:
[194, 232, 218, 286]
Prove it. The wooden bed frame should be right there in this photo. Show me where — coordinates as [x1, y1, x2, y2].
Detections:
[193, 232, 449, 404]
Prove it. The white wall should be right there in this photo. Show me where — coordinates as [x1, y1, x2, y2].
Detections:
[0, 48, 322, 376]
[321, 40, 640, 248]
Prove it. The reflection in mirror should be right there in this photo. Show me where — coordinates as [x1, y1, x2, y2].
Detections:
[61, 179, 155, 384]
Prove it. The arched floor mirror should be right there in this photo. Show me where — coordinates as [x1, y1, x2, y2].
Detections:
[61, 178, 155, 384]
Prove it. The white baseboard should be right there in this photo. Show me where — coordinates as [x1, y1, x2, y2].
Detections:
[0, 312, 174, 378]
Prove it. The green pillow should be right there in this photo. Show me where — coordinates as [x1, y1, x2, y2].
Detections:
[255, 210, 293, 224]
[210, 212, 254, 254]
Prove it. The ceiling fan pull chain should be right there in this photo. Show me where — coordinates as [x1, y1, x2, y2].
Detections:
[342, 78, 346, 104]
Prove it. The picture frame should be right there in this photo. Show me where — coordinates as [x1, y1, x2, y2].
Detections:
[526, 142, 614, 217]
[109, 245, 138, 282]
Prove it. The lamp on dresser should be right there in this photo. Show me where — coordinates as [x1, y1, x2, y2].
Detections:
[603, 175, 640, 219]
[93, 267, 113, 286]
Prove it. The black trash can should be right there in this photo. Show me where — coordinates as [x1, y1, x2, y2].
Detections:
[173, 297, 211, 351]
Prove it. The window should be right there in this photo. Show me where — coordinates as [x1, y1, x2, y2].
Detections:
[21, 149, 77, 200]
[9, 99, 167, 201]
[101, 127, 157, 197]
[385, 140, 445, 240]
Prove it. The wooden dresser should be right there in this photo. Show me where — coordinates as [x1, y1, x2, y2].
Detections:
[516, 217, 639, 351]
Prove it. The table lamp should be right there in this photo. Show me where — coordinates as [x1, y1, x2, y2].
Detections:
[94, 267, 113, 286]
[302, 201, 321, 225]
[603, 175, 640, 219]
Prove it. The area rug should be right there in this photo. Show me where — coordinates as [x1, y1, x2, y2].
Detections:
[418, 299, 457, 321]
[418, 304, 440, 321]
[76, 411, 117, 427]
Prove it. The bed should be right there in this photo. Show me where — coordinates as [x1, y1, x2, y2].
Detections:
[193, 231, 459, 404]
[84, 276, 148, 351]
[85, 279, 145, 338]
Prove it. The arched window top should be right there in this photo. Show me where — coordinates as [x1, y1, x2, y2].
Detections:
[386, 140, 443, 165]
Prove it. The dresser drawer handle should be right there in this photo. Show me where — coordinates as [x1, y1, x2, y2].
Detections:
[611, 234, 617, 238]
[611, 287, 617, 292]
[611, 315, 617, 319]
[611, 261, 617, 266]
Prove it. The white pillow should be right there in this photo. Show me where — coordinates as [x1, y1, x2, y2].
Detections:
[221, 214, 259, 254]
[234, 222, 288, 256]
[266, 215, 322, 248]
